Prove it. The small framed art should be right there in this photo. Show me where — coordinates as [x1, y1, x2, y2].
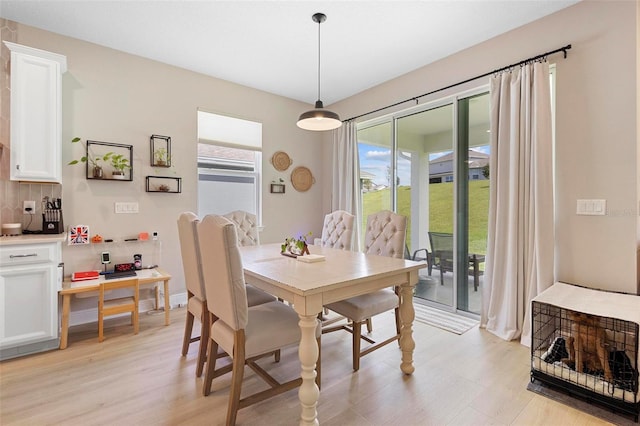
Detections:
[270, 183, 285, 194]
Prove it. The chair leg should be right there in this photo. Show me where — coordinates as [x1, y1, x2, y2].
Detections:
[352, 321, 362, 371]
[182, 310, 195, 356]
[366, 318, 373, 333]
[227, 332, 246, 426]
[196, 312, 209, 377]
[316, 336, 321, 390]
[394, 306, 401, 346]
[202, 336, 218, 396]
[440, 267, 444, 285]
[274, 349, 281, 363]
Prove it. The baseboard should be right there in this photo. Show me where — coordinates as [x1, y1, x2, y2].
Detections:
[170, 291, 188, 308]
[67, 292, 188, 327]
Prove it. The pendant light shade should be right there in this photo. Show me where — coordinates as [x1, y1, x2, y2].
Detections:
[297, 13, 342, 131]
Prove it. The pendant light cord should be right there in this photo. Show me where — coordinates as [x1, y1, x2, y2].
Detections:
[316, 18, 321, 102]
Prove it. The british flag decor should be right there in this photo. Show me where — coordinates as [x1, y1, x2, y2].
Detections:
[69, 225, 90, 245]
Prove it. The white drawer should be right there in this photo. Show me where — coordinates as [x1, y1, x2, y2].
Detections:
[0, 244, 57, 266]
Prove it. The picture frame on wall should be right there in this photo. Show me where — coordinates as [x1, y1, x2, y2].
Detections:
[270, 183, 285, 194]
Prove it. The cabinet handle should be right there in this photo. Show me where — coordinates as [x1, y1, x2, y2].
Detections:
[10, 253, 37, 258]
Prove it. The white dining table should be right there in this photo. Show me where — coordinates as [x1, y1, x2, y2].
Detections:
[239, 243, 426, 426]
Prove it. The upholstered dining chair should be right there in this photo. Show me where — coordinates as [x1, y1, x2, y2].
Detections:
[314, 210, 355, 250]
[323, 210, 407, 371]
[98, 278, 139, 342]
[223, 210, 260, 246]
[177, 212, 275, 378]
[197, 215, 321, 425]
[314, 210, 355, 320]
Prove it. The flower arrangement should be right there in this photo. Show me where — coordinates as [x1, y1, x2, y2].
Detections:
[281, 231, 312, 256]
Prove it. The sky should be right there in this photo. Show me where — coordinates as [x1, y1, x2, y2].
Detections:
[358, 143, 490, 186]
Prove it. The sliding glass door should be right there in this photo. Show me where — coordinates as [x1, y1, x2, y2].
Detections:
[396, 102, 455, 308]
[357, 120, 393, 243]
[458, 93, 490, 314]
[357, 89, 489, 316]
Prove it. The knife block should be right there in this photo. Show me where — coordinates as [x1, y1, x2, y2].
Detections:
[43, 211, 64, 234]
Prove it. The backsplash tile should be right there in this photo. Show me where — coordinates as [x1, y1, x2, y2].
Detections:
[1, 181, 61, 230]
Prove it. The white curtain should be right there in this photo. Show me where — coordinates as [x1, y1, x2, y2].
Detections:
[332, 121, 362, 251]
[481, 62, 555, 346]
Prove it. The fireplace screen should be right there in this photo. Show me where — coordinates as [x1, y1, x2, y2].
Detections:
[531, 300, 639, 419]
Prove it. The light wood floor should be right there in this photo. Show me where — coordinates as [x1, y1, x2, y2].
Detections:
[0, 307, 612, 425]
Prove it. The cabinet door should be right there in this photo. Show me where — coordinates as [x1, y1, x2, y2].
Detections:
[8, 44, 64, 183]
[0, 264, 57, 348]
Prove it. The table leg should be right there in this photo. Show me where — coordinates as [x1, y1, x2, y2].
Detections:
[163, 280, 170, 326]
[60, 294, 70, 349]
[298, 313, 319, 426]
[398, 278, 416, 375]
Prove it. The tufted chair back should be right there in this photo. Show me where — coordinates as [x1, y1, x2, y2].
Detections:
[363, 210, 407, 259]
[223, 210, 259, 246]
[318, 210, 355, 250]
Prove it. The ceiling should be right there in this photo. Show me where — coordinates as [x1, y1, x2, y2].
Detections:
[2, 1, 579, 106]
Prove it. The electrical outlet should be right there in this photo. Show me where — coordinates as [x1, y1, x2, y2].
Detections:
[23, 200, 36, 215]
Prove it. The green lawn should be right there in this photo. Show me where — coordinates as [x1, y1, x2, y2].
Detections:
[362, 180, 489, 255]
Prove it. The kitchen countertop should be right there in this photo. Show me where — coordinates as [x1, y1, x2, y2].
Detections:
[0, 233, 66, 246]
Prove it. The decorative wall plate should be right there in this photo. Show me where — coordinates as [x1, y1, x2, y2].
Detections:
[271, 151, 292, 171]
[291, 166, 314, 192]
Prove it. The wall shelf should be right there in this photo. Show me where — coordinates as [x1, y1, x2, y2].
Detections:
[86, 140, 133, 181]
[146, 176, 181, 193]
[270, 183, 285, 193]
[150, 134, 171, 167]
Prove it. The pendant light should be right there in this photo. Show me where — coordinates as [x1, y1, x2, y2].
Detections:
[297, 12, 342, 131]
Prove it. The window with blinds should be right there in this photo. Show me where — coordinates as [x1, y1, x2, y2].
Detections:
[197, 111, 262, 223]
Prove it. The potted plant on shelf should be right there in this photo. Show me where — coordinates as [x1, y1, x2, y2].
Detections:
[109, 153, 131, 179]
[153, 147, 170, 167]
[68, 137, 107, 178]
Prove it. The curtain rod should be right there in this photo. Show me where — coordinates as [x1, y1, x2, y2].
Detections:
[343, 43, 572, 122]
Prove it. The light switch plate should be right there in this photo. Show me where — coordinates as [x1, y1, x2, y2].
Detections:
[576, 199, 606, 216]
[114, 202, 139, 214]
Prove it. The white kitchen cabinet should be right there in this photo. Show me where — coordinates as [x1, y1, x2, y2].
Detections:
[4, 42, 67, 183]
[0, 240, 62, 360]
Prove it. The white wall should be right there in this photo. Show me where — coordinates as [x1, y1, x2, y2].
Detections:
[324, 1, 639, 294]
[8, 0, 639, 306]
[11, 23, 329, 308]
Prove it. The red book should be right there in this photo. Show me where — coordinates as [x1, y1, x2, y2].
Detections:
[71, 271, 100, 282]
